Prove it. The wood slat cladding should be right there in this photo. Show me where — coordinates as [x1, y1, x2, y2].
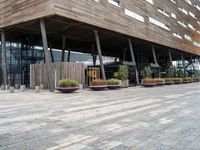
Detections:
[0, 0, 55, 28]
[0, 0, 200, 56]
[53, 0, 200, 55]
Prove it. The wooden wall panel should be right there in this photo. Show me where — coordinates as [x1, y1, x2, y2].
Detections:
[0, 0, 55, 28]
[54, 0, 200, 55]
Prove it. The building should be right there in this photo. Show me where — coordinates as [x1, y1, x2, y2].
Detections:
[0, 0, 200, 88]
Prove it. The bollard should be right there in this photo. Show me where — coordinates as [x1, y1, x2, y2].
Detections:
[5, 85, 10, 91]
[40, 84, 44, 90]
[9, 86, 14, 93]
[20, 85, 26, 92]
[1, 85, 5, 91]
[79, 84, 83, 90]
[15, 84, 20, 89]
[35, 86, 40, 93]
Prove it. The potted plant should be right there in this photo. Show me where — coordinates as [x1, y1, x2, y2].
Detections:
[107, 79, 121, 89]
[154, 78, 165, 86]
[89, 79, 107, 91]
[56, 79, 79, 93]
[164, 78, 174, 85]
[142, 78, 157, 87]
[182, 77, 193, 84]
[172, 78, 183, 84]
[193, 77, 200, 82]
[142, 66, 156, 87]
[114, 65, 129, 88]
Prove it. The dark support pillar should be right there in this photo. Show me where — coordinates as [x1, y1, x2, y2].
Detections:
[61, 36, 66, 62]
[91, 44, 97, 66]
[191, 56, 196, 77]
[40, 19, 54, 92]
[67, 49, 71, 62]
[152, 45, 160, 77]
[94, 30, 106, 80]
[168, 49, 173, 66]
[152, 45, 158, 64]
[123, 48, 127, 62]
[128, 39, 139, 85]
[0, 37, 2, 85]
[181, 54, 186, 77]
[1, 30, 7, 86]
[49, 42, 54, 63]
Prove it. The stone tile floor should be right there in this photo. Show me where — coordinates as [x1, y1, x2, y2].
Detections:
[0, 83, 200, 150]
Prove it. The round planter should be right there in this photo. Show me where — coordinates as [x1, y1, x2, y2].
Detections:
[142, 83, 157, 87]
[156, 82, 165, 86]
[107, 85, 121, 90]
[89, 85, 107, 91]
[165, 82, 174, 85]
[56, 87, 79, 93]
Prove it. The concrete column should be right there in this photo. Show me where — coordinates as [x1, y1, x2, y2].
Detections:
[191, 57, 196, 77]
[67, 49, 71, 62]
[94, 30, 106, 80]
[168, 49, 173, 66]
[91, 44, 97, 66]
[128, 39, 139, 85]
[1, 30, 7, 86]
[152, 45, 158, 64]
[61, 36, 66, 62]
[40, 19, 54, 92]
[181, 54, 186, 77]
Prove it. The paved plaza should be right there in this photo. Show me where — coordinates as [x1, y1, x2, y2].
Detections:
[0, 83, 200, 150]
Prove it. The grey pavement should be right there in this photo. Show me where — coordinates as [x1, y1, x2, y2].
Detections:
[0, 83, 200, 150]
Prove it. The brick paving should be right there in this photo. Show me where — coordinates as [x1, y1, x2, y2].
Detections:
[0, 83, 200, 150]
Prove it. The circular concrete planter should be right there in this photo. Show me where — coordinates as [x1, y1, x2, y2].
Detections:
[89, 85, 107, 91]
[142, 83, 157, 87]
[107, 85, 121, 90]
[56, 87, 79, 93]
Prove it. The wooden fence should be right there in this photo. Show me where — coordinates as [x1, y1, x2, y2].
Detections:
[30, 62, 85, 89]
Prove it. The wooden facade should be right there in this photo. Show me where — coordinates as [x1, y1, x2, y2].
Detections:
[0, 0, 200, 56]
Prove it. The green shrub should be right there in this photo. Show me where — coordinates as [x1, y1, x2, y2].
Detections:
[144, 66, 152, 78]
[154, 78, 165, 84]
[58, 79, 79, 87]
[115, 65, 128, 81]
[164, 78, 173, 82]
[107, 79, 121, 85]
[172, 78, 183, 83]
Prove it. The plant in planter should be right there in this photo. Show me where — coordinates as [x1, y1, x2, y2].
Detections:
[193, 77, 200, 82]
[182, 77, 193, 83]
[142, 78, 156, 87]
[115, 65, 129, 88]
[164, 78, 174, 85]
[172, 78, 183, 84]
[142, 67, 156, 87]
[107, 79, 121, 89]
[56, 79, 79, 93]
[89, 79, 107, 91]
[154, 78, 165, 86]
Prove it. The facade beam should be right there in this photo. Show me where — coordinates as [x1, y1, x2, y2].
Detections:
[40, 19, 54, 92]
[128, 39, 139, 85]
[94, 30, 106, 80]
